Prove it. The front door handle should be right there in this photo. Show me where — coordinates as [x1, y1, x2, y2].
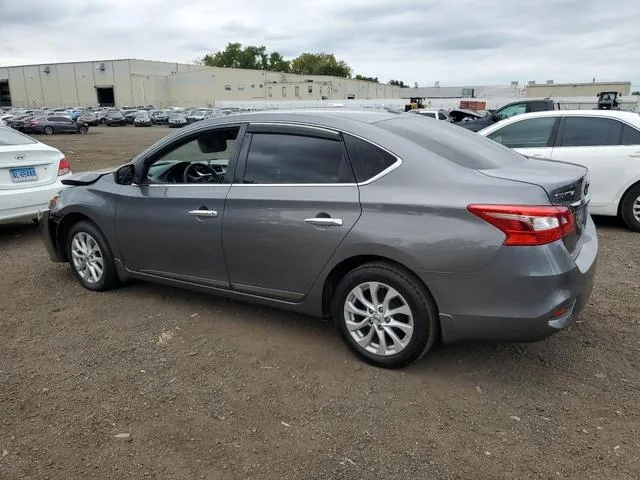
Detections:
[304, 217, 343, 226]
[188, 209, 218, 218]
[629, 152, 640, 158]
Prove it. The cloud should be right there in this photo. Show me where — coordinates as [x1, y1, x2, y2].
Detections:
[0, 0, 638, 87]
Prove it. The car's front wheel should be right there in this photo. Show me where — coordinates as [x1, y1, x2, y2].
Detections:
[332, 262, 439, 368]
[621, 184, 640, 232]
[43, 126, 53, 135]
[78, 125, 88, 134]
[67, 221, 119, 291]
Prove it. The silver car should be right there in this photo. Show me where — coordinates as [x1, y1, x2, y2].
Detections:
[42, 110, 597, 368]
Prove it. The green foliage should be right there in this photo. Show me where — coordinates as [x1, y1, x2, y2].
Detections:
[202, 42, 290, 72]
[389, 79, 407, 87]
[355, 75, 379, 82]
[289, 53, 352, 78]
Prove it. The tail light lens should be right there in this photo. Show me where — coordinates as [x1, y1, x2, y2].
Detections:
[30, 121, 39, 125]
[57, 157, 71, 176]
[467, 204, 575, 246]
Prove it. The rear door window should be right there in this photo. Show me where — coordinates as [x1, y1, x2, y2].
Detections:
[243, 133, 353, 184]
[558, 117, 622, 147]
[486, 117, 557, 149]
[528, 101, 553, 112]
[437, 112, 447, 120]
[343, 134, 397, 183]
[621, 125, 640, 145]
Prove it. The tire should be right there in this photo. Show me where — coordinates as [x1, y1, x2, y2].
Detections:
[100, 118, 106, 125]
[43, 126, 54, 135]
[332, 262, 439, 368]
[79, 126, 88, 134]
[66, 220, 119, 291]
[620, 183, 640, 232]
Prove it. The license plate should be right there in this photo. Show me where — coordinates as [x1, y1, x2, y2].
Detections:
[10, 167, 38, 182]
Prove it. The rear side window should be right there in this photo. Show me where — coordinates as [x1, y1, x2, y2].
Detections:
[437, 112, 447, 120]
[559, 117, 622, 147]
[421, 112, 436, 118]
[621, 125, 640, 145]
[378, 116, 526, 169]
[486, 117, 557, 149]
[343, 134, 397, 182]
[244, 133, 353, 184]
[528, 101, 553, 112]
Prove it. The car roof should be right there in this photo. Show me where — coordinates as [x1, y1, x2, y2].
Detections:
[479, 109, 640, 134]
[198, 109, 400, 127]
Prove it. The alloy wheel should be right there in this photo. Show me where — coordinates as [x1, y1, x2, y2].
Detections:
[71, 231, 104, 284]
[633, 195, 640, 223]
[344, 281, 414, 356]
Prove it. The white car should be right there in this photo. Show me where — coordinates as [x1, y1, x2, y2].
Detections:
[479, 110, 640, 231]
[0, 127, 71, 223]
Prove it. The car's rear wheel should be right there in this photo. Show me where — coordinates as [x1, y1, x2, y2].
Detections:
[621, 184, 640, 232]
[332, 262, 439, 368]
[43, 126, 53, 135]
[67, 221, 119, 291]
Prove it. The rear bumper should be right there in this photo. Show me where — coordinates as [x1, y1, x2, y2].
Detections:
[0, 176, 69, 224]
[422, 216, 598, 343]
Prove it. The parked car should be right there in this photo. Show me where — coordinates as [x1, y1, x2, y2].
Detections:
[459, 99, 556, 132]
[168, 112, 187, 128]
[77, 113, 100, 126]
[6, 115, 34, 131]
[0, 126, 71, 223]
[106, 111, 126, 126]
[186, 109, 217, 123]
[410, 109, 449, 121]
[479, 109, 640, 231]
[133, 111, 152, 127]
[26, 116, 89, 135]
[123, 110, 138, 125]
[448, 108, 485, 124]
[41, 111, 596, 368]
[151, 110, 169, 124]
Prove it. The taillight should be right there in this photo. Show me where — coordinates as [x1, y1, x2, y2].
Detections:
[57, 157, 71, 176]
[30, 121, 39, 125]
[467, 204, 575, 246]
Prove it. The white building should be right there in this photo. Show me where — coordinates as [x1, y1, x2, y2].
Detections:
[0, 59, 400, 108]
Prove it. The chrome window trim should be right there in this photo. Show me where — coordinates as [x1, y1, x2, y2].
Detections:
[133, 121, 404, 188]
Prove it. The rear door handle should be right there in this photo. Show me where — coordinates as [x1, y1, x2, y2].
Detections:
[188, 209, 218, 218]
[304, 217, 343, 226]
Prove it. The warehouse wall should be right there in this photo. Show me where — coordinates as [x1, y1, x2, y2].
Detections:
[526, 82, 631, 97]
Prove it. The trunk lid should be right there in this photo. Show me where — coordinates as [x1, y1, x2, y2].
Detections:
[479, 159, 590, 253]
[0, 143, 64, 190]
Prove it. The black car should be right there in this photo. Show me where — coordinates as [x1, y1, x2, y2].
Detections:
[123, 110, 138, 125]
[458, 99, 556, 132]
[106, 111, 126, 126]
[25, 116, 89, 135]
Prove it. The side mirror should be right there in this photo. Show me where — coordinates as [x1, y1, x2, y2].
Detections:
[114, 164, 135, 185]
[491, 113, 500, 122]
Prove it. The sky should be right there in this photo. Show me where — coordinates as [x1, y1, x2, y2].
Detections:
[1, 0, 639, 88]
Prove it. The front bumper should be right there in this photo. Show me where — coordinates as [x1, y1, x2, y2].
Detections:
[424, 216, 598, 344]
[0, 176, 69, 224]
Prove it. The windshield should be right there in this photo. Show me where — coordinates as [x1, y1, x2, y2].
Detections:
[377, 115, 526, 169]
[136, 112, 149, 118]
[169, 114, 184, 119]
[0, 126, 37, 146]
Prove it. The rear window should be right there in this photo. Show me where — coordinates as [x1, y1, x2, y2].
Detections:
[377, 116, 526, 169]
[0, 127, 36, 146]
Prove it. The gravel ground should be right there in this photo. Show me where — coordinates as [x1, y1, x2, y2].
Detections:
[1, 126, 639, 479]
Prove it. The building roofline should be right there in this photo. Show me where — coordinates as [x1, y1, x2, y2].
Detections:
[0, 59, 195, 69]
[527, 81, 631, 87]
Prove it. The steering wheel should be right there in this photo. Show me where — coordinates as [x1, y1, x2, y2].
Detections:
[183, 163, 220, 184]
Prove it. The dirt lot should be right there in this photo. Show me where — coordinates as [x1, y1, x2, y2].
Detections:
[1, 126, 639, 479]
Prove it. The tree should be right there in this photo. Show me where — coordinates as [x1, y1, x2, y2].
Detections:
[202, 42, 290, 72]
[355, 75, 378, 82]
[389, 79, 406, 87]
[290, 53, 352, 78]
[632, 91, 640, 96]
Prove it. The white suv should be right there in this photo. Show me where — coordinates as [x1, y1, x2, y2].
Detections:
[0, 127, 71, 223]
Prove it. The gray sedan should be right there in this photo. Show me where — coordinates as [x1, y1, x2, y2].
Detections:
[42, 110, 597, 368]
